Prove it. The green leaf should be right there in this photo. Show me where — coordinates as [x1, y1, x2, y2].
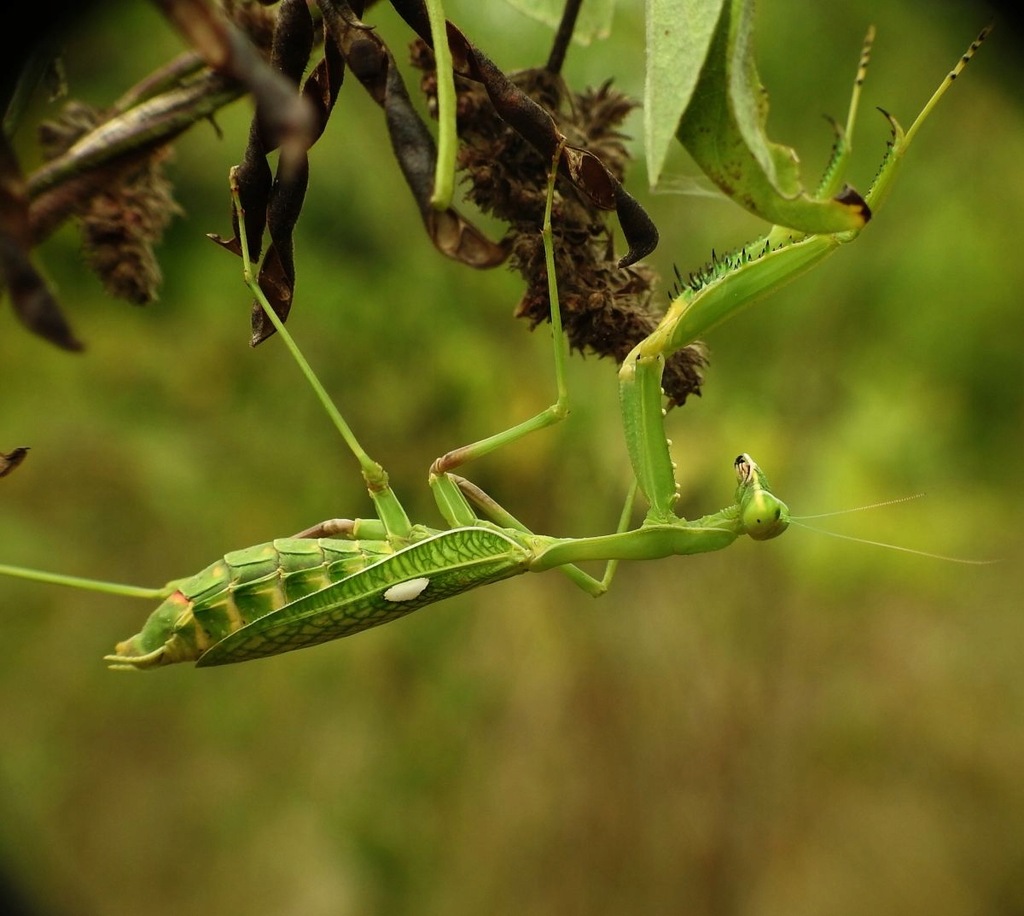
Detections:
[503, 0, 615, 44]
[674, 0, 867, 233]
[644, 0, 724, 188]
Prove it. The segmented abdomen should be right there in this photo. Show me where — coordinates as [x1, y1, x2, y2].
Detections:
[108, 536, 394, 669]
[196, 527, 532, 667]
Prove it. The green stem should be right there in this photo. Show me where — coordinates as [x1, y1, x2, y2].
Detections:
[425, 0, 455, 210]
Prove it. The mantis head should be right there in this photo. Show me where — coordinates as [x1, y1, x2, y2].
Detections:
[735, 454, 790, 541]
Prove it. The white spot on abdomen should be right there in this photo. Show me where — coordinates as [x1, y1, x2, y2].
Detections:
[383, 577, 430, 602]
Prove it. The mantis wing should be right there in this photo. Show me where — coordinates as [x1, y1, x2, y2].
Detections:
[196, 527, 531, 666]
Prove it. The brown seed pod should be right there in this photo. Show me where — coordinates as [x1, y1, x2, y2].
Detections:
[37, 100, 182, 308]
[0, 447, 30, 479]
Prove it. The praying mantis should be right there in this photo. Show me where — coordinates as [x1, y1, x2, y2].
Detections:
[0, 24, 987, 668]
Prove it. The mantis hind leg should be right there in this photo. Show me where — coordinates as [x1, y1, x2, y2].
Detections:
[229, 170, 414, 540]
[289, 518, 387, 540]
[429, 143, 572, 527]
[0, 564, 170, 600]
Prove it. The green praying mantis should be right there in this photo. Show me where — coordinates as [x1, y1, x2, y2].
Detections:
[0, 24, 987, 668]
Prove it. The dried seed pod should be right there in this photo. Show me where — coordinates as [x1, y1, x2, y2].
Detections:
[0, 134, 82, 351]
[209, 0, 346, 344]
[245, 0, 317, 342]
[153, 0, 317, 180]
[0, 448, 30, 479]
[37, 101, 182, 307]
[213, 0, 315, 265]
[323, 1, 506, 268]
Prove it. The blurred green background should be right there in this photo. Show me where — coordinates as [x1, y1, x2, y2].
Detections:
[2, 1, 1021, 914]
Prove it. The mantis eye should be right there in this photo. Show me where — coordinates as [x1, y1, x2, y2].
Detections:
[742, 491, 790, 541]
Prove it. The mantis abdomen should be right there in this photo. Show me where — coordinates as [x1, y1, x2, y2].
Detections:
[109, 527, 533, 669]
